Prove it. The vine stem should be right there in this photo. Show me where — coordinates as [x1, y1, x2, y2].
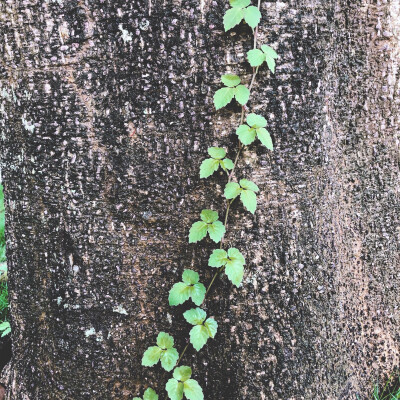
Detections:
[162, 3, 262, 398]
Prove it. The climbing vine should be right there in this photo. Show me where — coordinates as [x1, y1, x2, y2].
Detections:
[134, 0, 277, 398]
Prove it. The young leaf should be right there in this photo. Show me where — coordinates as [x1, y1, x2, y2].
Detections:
[157, 332, 174, 349]
[234, 84, 250, 105]
[225, 261, 244, 287]
[142, 346, 162, 367]
[183, 308, 207, 325]
[223, 7, 245, 31]
[224, 182, 241, 199]
[247, 48, 265, 67]
[261, 44, 278, 73]
[207, 147, 226, 159]
[199, 158, 219, 178]
[256, 127, 273, 150]
[169, 282, 191, 306]
[189, 325, 210, 351]
[166, 379, 184, 400]
[213, 87, 235, 110]
[236, 124, 256, 145]
[188, 221, 208, 243]
[200, 209, 218, 223]
[160, 348, 179, 372]
[207, 220, 225, 243]
[183, 379, 204, 400]
[182, 269, 199, 285]
[247, 113, 267, 128]
[243, 5, 261, 28]
[227, 247, 246, 265]
[240, 189, 257, 214]
[208, 249, 228, 267]
[173, 366, 192, 382]
[170, 270, 206, 306]
[221, 74, 240, 88]
[204, 318, 218, 338]
[144, 388, 159, 400]
[239, 179, 259, 192]
[229, 0, 250, 7]
[189, 283, 206, 306]
[221, 158, 234, 170]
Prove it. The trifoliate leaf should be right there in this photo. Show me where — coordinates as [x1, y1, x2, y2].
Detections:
[200, 158, 219, 179]
[224, 182, 241, 199]
[227, 247, 246, 265]
[143, 388, 159, 400]
[189, 325, 210, 351]
[200, 209, 218, 223]
[225, 261, 244, 287]
[157, 332, 174, 349]
[223, 7, 245, 31]
[207, 220, 225, 243]
[142, 346, 162, 367]
[246, 113, 267, 128]
[240, 189, 257, 214]
[243, 5, 261, 28]
[234, 84, 250, 105]
[221, 158, 234, 170]
[230, 0, 250, 7]
[190, 283, 206, 306]
[221, 74, 240, 88]
[160, 348, 179, 372]
[189, 221, 208, 243]
[208, 147, 226, 159]
[239, 179, 259, 192]
[183, 379, 204, 400]
[208, 249, 228, 267]
[183, 308, 207, 325]
[169, 282, 191, 306]
[214, 87, 235, 110]
[247, 48, 265, 67]
[236, 124, 256, 145]
[182, 269, 199, 285]
[256, 127, 273, 150]
[173, 366, 192, 382]
[204, 318, 218, 338]
[166, 379, 184, 400]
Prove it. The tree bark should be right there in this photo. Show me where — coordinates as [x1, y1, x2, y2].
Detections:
[1, 0, 399, 399]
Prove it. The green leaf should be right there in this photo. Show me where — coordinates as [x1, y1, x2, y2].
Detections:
[247, 113, 267, 128]
[182, 269, 199, 285]
[173, 366, 192, 382]
[143, 388, 159, 400]
[189, 221, 208, 243]
[236, 124, 256, 145]
[256, 127, 273, 150]
[208, 249, 228, 268]
[213, 87, 235, 110]
[261, 44, 278, 59]
[240, 189, 257, 214]
[189, 283, 206, 306]
[225, 261, 244, 287]
[200, 209, 218, 223]
[223, 7, 244, 31]
[234, 85, 250, 105]
[229, 0, 250, 7]
[221, 74, 240, 88]
[142, 346, 162, 367]
[204, 318, 218, 338]
[161, 348, 179, 372]
[221, 158, 234, 170]
[243, 5, 261, 28]
[133, 397, 142, 400]
[224, 182, 241, 199]
[239, 179, 259, 192]
[183, 308, 207, 325]
[166, 379, 184, 400]
[200, 158, 219, 179]
[207, 220, 225, 243]
[157, 332, 174, 349]
[208, 147, 226, 159]
[169, 282, 191, 306]
[247, 48, 265, 67]
[189, 325, 210, 351]
[227, 247, 245, 265]
[183, 379, 204, 400]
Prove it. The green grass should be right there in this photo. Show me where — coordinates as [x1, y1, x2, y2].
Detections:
[370, 374, 400, 400]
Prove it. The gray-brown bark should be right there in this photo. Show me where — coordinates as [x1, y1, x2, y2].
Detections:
[0, 0, 399, 399]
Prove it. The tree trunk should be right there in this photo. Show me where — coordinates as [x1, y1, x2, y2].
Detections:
[1, 0, 399, 399]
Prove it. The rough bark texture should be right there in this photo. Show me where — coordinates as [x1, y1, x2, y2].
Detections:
[1, 0, 399, 399]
